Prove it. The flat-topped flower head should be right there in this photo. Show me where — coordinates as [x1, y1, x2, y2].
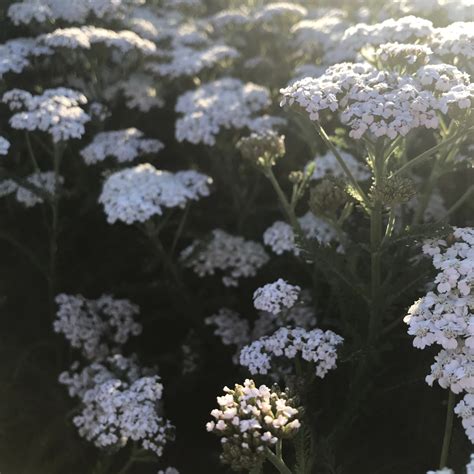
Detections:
[99, 164, 212, 224]
[0, 38, 52, 79]
[206, 379, 301, 471]
[180, 229, 269, 287]
[253, 2, 307, 27]
[376, 42, 432, 71]
[81, 128, 164, 164]
[39, 26, 156, 55]
[253, 279, 301, 315]
[431, 22, 474, 63]
[54, 293, 142, 361]
[8, 0, 132, 25]
[281, 62, 472, 140]
[147, 44, 239, 78]
[175, 78, 271, 145]
[240, 326, 343, 378]
[3, 88, 90, 142]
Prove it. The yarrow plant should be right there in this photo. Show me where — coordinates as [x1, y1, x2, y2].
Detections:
[1, 0, 473, 472]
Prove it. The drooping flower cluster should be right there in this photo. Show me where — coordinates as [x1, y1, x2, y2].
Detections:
[180, 229, 269, 287]
[281, 61, 472, 140]
[99, 164, 212, 224]
[175, 78, 271, 145]
[80, 128, 164, 164]
[405, 228, 474, 443]
[2, 88, 90, 142]
[240, 327, 343, 377]
[53, 293, 142, 361]
[206, 379, 301, 471]
[253, 279, 301, 315]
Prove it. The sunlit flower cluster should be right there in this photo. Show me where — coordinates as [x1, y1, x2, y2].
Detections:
[206, 379, 301, 471]
[99, 164, 212, 224]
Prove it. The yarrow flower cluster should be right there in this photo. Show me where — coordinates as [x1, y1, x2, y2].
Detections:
[206, 379, 301, 471]
[99, 164, 212, 224]
[148, 44, 239, 78]
[59, 355, 174, 456]
[8, 0, 133, 25]
[405, 228, 474, 442]
[0, 137, 11, 155]
[307, 149, 370, 181]
[2, 88, 90, 142]
[253, 279, 301, 315]
[80, 128, 164, 164]
[180, 229, 269, 287]
[39, 26, 156, 55]
[281, 61, 472, 140]
[0, 171, 63, 207]
[263, 212, 340, 256]
[175, 78, 271, 145]
[240, 327, 343, 377]
[53, 293, 142, 360]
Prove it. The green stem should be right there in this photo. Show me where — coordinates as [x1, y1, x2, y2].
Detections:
[437, 185, 474, 223]
[313, 122, 370, 208]
[368, 149, 384, 342]
[439, 390, 456, 468]
[265, 445, 293, 474]
[265, 167, 302, 234]
[392, 127, 471, 178]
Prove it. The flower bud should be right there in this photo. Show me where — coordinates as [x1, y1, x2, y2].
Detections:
[309, 177, 348, 216]
[371, 176, 416, 207]
[237, 131, 285, 168]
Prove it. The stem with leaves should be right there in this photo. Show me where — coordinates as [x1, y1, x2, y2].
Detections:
[265, 442, 293, 474]
[439, 390, 456, 469]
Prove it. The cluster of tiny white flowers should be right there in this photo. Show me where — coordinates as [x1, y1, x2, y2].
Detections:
[291, 11, 348, 53]
[206, 379, 301, 471]
[392, 0, 473, 22]
[175, 78, 271, 145]
[53, 293, 142, 361]
[205, 308, 250, 348]
[180, 229, 269, 287]
[239, 327, 343, 377]
[307, 149, 370, 181]
[0, 171, 64, 207]
[376, 42, 432, 67]
[431, 22, 474, 62]
[158, 468, 180, 474]
[253, 279, 301, 315]
[99, 164, 212, 224]
[426, 469, 454, 474]
[281, 61, 472, 140]
[0, 38, 52, 79]
[59, 354, 174, 456]
[80, 128, 164, 164]
[8, 0, 131, 25]
[405, 228, 474, 351]
[253, 2, 307, 25]
[0, 137, 11, 156]
[103, 73, 165, 112]
[405, 228, 474, 443]
[263, 212, 340, 256]
[329, 16, 434, 62]
[2, 88, 90, 142]
[210, 8, 250, 30]
[148, 44, 239, 78]
[39, 26, 156, 55]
